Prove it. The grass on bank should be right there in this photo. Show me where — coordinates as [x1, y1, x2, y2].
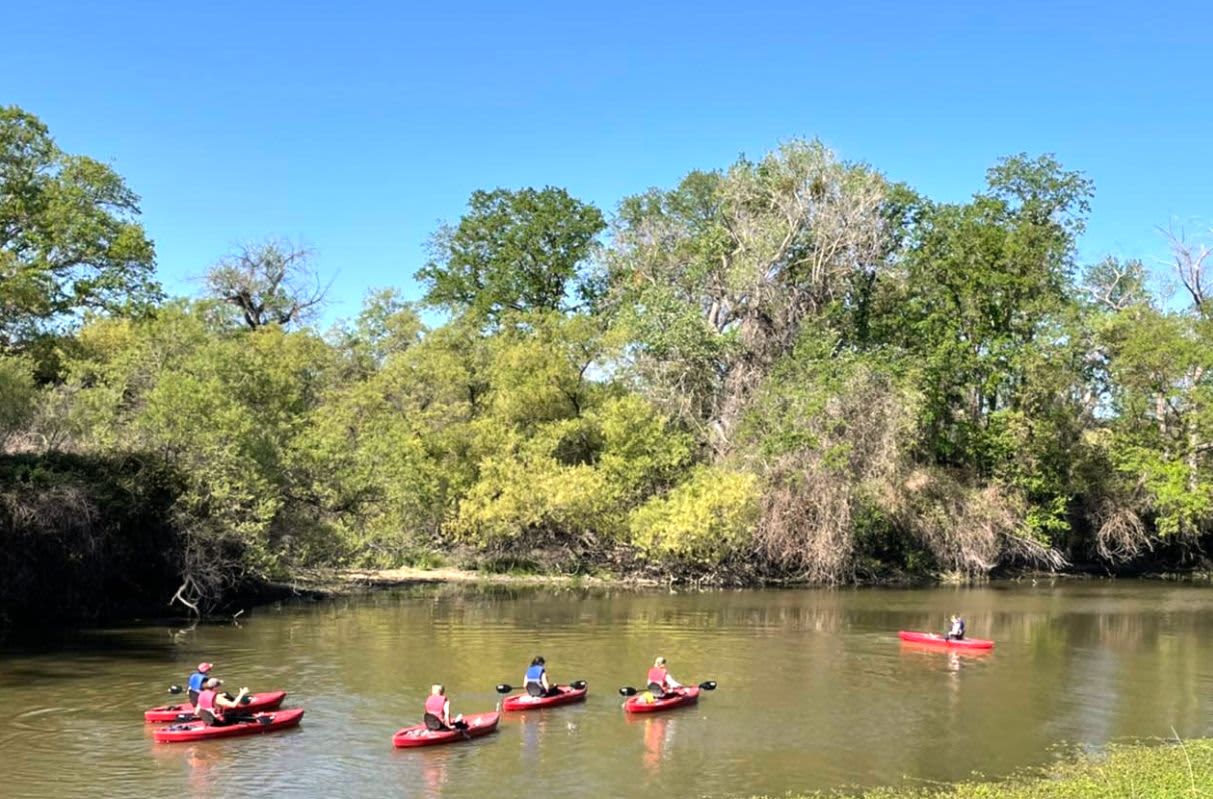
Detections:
[763, 739, 1212, 799]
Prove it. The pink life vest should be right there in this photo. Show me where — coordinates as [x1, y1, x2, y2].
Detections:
[647, 667, 668, 688]
[424, 694, 447, 719]
[196, 689, 223, 722]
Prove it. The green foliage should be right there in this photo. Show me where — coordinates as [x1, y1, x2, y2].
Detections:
[7, 106, 1213, 614]
[453, 450, 617, 545]
[333, 288, 424, 373]
[593, 394, 695, 502]
[417, 187, 606, 324]
[482, 311, 605, 427]
[0, 106, 160, 346]
[873, 154, 1093, 468]
[0, 355, 36, 446]
[1095, 304, 1213, 538]
[1114, 446, 1212, 537]
[769, 739, 1213, 799]
[628, 466, 759, 564]
[58, 305, 342, 583]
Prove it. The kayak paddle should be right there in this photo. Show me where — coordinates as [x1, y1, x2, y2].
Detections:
[618, 680, 717, 696]
[496, 680, 587, 693]
[169, 685, 183, 694]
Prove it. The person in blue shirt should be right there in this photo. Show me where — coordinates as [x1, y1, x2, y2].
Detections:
[524, 656, 558, 697]
[944, 616, 966, 641]
[187, 662, 214, 705]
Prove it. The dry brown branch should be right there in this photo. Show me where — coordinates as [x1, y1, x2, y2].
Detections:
[886, 469, 1067, 575]
[750, 364, 914, 581]
[1093, 503, 1152, 561]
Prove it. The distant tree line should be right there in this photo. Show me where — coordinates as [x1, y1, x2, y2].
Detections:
[2, 106, 1210, 620]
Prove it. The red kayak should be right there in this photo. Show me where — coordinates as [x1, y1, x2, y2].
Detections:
[623, 686, 700, 713]
[392, 711, 500, 748]
[898, 631, 994, 650]
[143, 690, 288, 723]
[502, 684, 588, 711]
[152, 708, 304, 743]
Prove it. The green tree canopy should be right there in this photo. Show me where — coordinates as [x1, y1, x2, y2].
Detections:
[0, 106, 159, 347]
[416, 187, 606, 325]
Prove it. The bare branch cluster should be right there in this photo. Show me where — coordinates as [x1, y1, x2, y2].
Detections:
[1093, 502, 1152, 561]
[750, 363, 914, 581]
[205, 239, 329, 330]
[885, 469, 1067, 574]
[1165, 226, 1213, 314]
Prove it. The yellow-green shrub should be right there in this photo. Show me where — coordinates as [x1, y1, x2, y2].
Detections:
[628, 466, 759, 564]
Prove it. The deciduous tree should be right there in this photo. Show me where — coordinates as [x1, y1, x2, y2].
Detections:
[0, 106, 159, 347]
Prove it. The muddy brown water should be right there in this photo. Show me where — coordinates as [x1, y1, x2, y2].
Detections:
[2, 581, 1212, 798]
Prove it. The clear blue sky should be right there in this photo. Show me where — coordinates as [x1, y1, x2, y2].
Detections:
[4, 0, 1210, 322]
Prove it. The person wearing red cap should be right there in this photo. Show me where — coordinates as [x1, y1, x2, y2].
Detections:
[187, 662, 214, 705]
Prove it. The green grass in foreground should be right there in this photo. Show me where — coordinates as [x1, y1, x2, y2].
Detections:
[764, 739, 1213, 799]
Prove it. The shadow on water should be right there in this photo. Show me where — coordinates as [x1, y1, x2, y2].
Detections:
[0, 619, 221, 686]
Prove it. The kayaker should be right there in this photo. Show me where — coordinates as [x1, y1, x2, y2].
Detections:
[524, 656, 558, 697]
[423, 684, 468, 731]
[945, 615, 966, 641]
[187, 662, 213, 705]
[646, 656, 683, 697]
[196, 678, 249, 726]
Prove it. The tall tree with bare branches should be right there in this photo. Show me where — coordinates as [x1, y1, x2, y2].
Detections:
[1164, 225, 1212, 315]
[606, 140, 889, 453]
[205, 239, 328, 330]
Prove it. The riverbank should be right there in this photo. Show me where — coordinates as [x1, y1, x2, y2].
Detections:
[279, 565, 645, 596]
[765, 739, 1213, 799]
[278, 564, 1213, 601]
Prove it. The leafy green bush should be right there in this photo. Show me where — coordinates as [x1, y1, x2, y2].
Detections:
[628, 466, 759, 564]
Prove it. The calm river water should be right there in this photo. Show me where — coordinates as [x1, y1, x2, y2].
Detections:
[2, 581, 1212, 798]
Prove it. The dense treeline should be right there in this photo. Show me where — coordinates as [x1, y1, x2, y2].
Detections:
[2, 107, 1211, 619]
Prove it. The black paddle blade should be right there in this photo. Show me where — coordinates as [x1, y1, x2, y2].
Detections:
[618, 686, 638, 696]
[495, 684, 513, 694]
[698, 680, 718, 691]
[168, 685, 182, 694]
[570, 680, 587, 690]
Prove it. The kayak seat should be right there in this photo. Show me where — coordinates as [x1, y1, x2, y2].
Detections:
[423, 713, 445, 731]
[526, 683, 545, 697]
[646, 682, 666, 698]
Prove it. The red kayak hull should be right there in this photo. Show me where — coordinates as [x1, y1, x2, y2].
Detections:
[502, 685, 588, 711]
[152, 708, 304, 743]
[623, 685, 700, 714]
[143, 690, 288, 723]
[898, 631, 994, 650]
[392, 711, 500, 748]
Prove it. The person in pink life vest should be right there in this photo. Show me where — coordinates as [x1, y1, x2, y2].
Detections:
[195, 678, 250, 726]
[423, 684, 467, 731]
[645, 656, 683, 697]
